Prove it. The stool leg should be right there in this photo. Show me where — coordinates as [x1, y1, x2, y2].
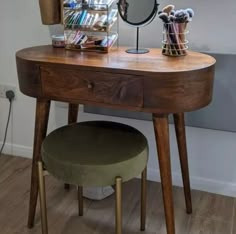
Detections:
[141, 168, 147, 231]
[78, 186, 83, 216]
[115, 177, 122, 234]
[38, 162, 48, 234]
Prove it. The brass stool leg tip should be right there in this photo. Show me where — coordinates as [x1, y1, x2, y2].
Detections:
[140, 168, 147, 232]
[116, 177, 122, 234]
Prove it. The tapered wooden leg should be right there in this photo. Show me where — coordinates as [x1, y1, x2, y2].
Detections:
[38, 162, 48, 234]
[64, 103, 79, 190]
[153, 114, 175, 234]
[78, 186, 83, 216]
[28, 99, 50, 228]
[115, 177, 122, 234]
[68, 103, 79, 124]
[140, 168, 147, 231]
[173, 113, 192, 214]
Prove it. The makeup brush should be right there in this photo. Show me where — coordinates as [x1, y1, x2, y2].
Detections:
[186, 8, 194, 18]
[170, 10, 175, 15]
[162, 5, 175, 15]
[158, 12, 176, 55]
[159, 5, 195, 56]
[169, 15, 176, 22]
[158, 12, 170, 23]
[159, 12, 181, 55]
[174, 10, 188, 23]
[175, 10, 190, 55]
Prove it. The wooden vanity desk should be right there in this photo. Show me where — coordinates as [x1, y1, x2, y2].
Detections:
[16, 45, 215, 234]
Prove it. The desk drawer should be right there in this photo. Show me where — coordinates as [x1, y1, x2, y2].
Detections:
[41, 66, 143, 107]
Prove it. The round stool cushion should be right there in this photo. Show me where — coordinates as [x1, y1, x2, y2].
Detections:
[42, 121, 148, 186]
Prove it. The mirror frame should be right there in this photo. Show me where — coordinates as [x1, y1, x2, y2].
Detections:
[117, 0, 158, 26]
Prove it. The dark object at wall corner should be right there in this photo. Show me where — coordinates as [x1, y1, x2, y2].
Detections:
[39, 0, 61, 25]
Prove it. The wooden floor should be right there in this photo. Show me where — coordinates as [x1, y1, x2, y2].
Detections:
[0, 155, 235, 234]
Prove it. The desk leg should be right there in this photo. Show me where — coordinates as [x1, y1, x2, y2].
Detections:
[28, 99, 51, 228]
[68, 103, 79, 124]
[153, 114, 175, 234]
[173, 113, 192, 214]
[64, 103, 79, 190]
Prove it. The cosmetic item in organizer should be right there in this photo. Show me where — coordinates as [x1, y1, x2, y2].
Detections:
[64, 0, 113, 10]
[79, 10, 88, 25]
[86, 14, 95, 28]
[63, 0, 118, 52]
[93, 10, 118, 30]
[93, 15, 107, 29]
[52, 35, 65, 48]
[91, 13, 99, 27]
[65, 29, 117, 50]
[104, 9, 118, 25]
[64, 3, 117, 30]
[89, 0, 113, 10]
[100, 34, 117, 47]
[82, 13, 91, 26]
[64, 0, 78, 9]
[158, 5, 194, 56]
[64, 10, 74, 24]
[69, 31, 88, 45]
[80, 34, 116, 50]
[65, 11, 79, 28]
[81, 37, 104, 49]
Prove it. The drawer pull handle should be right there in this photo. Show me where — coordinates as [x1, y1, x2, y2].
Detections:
[87, 83, 93, 89]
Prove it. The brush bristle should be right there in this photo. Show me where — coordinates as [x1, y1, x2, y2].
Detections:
[186, 8, 194, 18]
[158, 12, 170, 23]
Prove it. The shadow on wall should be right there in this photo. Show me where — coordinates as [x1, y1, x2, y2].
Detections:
[85, 53, 236, 133]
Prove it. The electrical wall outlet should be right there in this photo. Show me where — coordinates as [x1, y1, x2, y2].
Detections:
[0, 84, 16, 99]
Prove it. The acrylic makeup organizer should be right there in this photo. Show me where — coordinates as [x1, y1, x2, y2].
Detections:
[162, 22, 189, 56]
[62, 0, 118, 53]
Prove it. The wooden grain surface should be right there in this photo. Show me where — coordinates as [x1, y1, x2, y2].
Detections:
[0, 155, 234, 234]
[16, 45, 216, 114]
[16, 46, 215, 73]
[15, 46, 216, 234]
[41, 66, 143, 107]
[153, 114, 175, 234]
[173, 113, 192, 214]
[27, 99, 50, 228]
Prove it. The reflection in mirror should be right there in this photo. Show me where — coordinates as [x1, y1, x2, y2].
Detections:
[119, 0, 157, 25]
[118, 0, 158, 54]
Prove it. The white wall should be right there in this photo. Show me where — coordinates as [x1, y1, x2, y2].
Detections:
[1, 0, 236, 197]
[121, 0, 236, 54]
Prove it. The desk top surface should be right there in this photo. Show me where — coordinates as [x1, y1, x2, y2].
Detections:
[16, 45, 216, 74]
[16, 45, 216, 113]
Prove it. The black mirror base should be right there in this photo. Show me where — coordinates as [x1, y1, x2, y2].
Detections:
[126, 48, 149, 54]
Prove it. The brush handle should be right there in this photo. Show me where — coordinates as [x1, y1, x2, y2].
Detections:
[162, 22, 187, 56]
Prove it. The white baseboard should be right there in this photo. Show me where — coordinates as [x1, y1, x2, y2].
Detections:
[0, 142, 33, 158]
[1, 142, 236, 197]
[147, 168, 236, 198]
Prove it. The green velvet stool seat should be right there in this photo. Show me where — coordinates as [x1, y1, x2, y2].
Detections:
[38, 121, 148, 234]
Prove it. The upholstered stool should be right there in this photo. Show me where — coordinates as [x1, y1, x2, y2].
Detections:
[38, 121, 148, 234]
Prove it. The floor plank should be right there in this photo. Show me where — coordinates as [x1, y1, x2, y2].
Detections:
[192, 190, 234, 222]
[187, 216, 232, 234]
[231, 200, 236, 234]
[0, 155, 235, 234]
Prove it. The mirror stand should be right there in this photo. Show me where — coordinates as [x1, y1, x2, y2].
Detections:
[126, 27, 149, 54]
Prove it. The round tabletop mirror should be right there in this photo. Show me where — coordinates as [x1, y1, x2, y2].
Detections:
[118, 0, 159, 54]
